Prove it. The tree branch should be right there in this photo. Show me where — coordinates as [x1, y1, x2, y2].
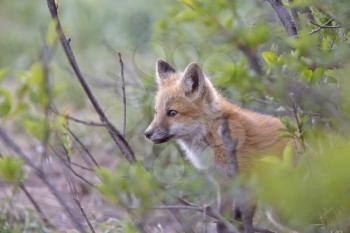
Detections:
[117, 52, 127, 137]
[46, 0, 136, 164]
[50, 108, 106, 127]
[265, 0, 298, 36]
[219, 118, 239, 178]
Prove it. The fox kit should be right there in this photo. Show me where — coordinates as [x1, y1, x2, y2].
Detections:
[145, 60, 289, 233]
[145, 60, 287, 172]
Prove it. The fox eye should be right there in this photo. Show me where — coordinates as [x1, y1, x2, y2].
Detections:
[167, 110, 177, 117]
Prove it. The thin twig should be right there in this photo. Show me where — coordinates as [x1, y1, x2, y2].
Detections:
[20, 183, 55, 229]
[0, 127, 87, 233]
[46, 0, 136, 164]
[50, 108, 106, 127]
[0, 153, 54, 229]
[74, 199, 96, 233]
[118, 52, 127, 137]
[289, 95, 306, 151]
[264, 0, 298, 36]
[66, 166, 96, 233]
[40, 39, 56, 167]
[66, 127, 99, 168]
[309, 19, 341, 35]
[203, 204, 208, 233]
[154, 202, 240, 233]
[58, 143, 96, 188]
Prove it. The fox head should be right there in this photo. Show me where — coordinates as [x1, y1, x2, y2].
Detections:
[144, 60, 220, 144]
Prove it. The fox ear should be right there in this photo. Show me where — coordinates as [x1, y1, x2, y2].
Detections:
[156, 59, 176, 85]
[181, 62, 205, 97]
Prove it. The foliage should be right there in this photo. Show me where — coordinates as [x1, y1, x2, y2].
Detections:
[0, 0, 350, 232]
[0, 156, 24, 183]
[255, 138, 350, 231]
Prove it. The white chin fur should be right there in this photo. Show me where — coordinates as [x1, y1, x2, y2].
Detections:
[177, 140, 206, 170]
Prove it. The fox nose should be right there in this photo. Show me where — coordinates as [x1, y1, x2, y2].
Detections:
[144, 129, 153, 139]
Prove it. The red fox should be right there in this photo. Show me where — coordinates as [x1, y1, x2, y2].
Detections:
[145, 60, 289, 233]
[145, 60, 288, 172]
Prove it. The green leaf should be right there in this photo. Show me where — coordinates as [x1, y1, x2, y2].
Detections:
[0, 88, 12, 117]
[262, 51, 278, 65]
[23, 117, 46, 140]
[303, 68, 313, 81]
[0, 156, 24, 183]
[175, 9, 197, 22]
[0, 67, 10, 82]
[180, 0, 196, 9]
[282, 143, 294, 168]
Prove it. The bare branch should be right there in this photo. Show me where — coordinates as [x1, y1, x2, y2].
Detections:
[50, 108, 106, 127]
[219, 118, 239, 178]
[66, 127, 100, 168]
[0, 127, 87, 233]
[58, 143, 96, 188]
[20, 183, 55, 229]
[117, 52, 127, 137]
[309, 19, 341, 35]
[46, 0, 136, 164]
[74, 198, 96, 233]
[237, 45, 264, 76]
[66, 167, 96, 233]
[288, 0, 300, 30]
[265, 0, 298, 36]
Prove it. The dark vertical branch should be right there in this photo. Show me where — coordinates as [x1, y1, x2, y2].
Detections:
[118, 52, 127, 137]
[40, 43, 55, 167]
[46, 0, 136, 164]
[290, 97, 306, 151]
[288, 0, 300, 30]
[303, 7, 316, 24]
[0, 127, 87, 233]
[219, 118, 239, 178]
[265, 0, 298, 36]
[66, 162, 96, 233]
[20, 183, 55, 229]
[237, 45, 263, 76]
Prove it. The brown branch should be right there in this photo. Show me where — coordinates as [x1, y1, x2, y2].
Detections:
[66, 127, 99, 168]
[66, 167, 96, 233]
[154, 204, 240, 233]
[288, 0, 300, 30]
[20, 183, 55, 229]
[117, 52, 127, 137]
[74, 198, 96, 233]
[58, 143, 96, 188]
[0, 127, 87, 233]
[237, 45, 264, 76]
[219, 118, 239, 178]
[50, 108, 106, 127]
[46, 0, 136, 164]
[265, 0, 298, 36]
[309, 19, 341, 35]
